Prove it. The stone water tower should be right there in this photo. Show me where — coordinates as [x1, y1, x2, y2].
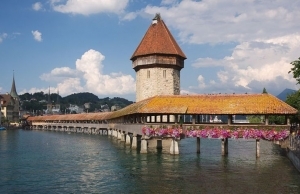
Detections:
[131, 14, 186, 102]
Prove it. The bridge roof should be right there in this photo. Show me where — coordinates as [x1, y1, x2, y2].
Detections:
[27, 93, 297, 122]
[109, 93, 297, 118]
[27, 112, 113, 121]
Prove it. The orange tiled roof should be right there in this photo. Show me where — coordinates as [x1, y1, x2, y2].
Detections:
[27, 94, 298, 122]
[27, 112, 113, 122]
[130, 15, 186, 60]
[109, 94, 297, 118]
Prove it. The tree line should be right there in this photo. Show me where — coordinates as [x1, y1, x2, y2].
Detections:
[19, 92, 134, 113]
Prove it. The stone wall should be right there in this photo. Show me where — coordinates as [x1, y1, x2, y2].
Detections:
[285, 135, 300, 172]
[136, 67, 180, 102]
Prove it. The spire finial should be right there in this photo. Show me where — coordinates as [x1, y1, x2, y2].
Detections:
[48, 86, 51, 103]
[153, 13, 161, 21]
[152, 13, 161, 24]
[56, 88, 60, 104]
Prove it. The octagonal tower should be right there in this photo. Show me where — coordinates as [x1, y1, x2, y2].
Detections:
[131, 14, 187, 102]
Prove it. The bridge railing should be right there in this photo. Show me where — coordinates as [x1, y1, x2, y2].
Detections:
[32, 122, 109, 129]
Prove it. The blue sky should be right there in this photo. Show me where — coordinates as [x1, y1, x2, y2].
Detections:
[1, 0, 300, 101]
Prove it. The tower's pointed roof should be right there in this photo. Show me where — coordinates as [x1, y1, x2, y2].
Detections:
[56, 89, 60, 104]
[130, 13, 186, 60]
[10, 73, 18, 99]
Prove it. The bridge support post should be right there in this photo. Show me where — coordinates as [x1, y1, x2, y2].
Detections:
[140, 139, 147, 153]
[118, 131, 122, 140]
[121, 132, 125, 142]
[221, 138, 228, 156]
[197, 137, 200, 153]
[126, 134, 131, 145]
[170, 139, 179, 155]
[132, 135, 137, 149]
[256, 139, 260, 158]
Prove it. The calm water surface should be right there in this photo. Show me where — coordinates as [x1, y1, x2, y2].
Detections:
[1, 129, 300, 194]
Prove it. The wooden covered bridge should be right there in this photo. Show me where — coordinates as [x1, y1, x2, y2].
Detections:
[27, 93, 297, 156]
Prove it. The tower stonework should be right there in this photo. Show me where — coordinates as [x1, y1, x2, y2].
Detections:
[131, 14, 186, 102]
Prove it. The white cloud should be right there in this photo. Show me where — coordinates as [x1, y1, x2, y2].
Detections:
[161, 0, 178, 5]
[192, 57, 226, 68]
[32, 49, 135, 96]
[32, 2, 43, 11]
[197, 75, 206, 89]
[31, 30, 42, 42]
[191, 34, 300, 95]
[0, 33, 7, 43]
[75, 49, 135, 95]
[132, 0, 300, 44]
[125, 0, 300, 95]
[50, 0, 129, 15]
[122, 12, 137, 21]
[40, 67, 80, 82]
[57, 78, 84, 95]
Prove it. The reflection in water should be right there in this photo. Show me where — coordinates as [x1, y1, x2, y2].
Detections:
[0, 130, 300, 194]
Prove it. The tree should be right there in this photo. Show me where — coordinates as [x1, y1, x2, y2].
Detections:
[247, 115, 263, 123]
[269, 115, 285, 125]
[285, 90, 300, 124]
[262, 87, 268, 94]
[287, 57, 300, 124]
[289, 57, 300, 84]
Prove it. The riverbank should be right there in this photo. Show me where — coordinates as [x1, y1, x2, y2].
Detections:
[5, 126, 21, 130]
[281, 135, 300, 173]
[287, 148, 300, 172]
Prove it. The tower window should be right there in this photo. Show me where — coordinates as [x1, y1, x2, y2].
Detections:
[147, 70, 150, 78]
[163, 70, 166, 78]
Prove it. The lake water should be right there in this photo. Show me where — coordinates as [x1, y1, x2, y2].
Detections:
[1, 129, 300, 194]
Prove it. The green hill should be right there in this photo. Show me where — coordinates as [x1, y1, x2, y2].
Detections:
[19, 92, 134, 113]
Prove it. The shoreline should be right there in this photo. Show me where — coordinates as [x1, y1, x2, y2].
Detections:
[286, 148, 300, 172]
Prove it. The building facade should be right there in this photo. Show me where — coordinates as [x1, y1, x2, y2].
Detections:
[45, 89, 61, 115]
[131, 14, 186, 102]
[0, 75, 20, 124]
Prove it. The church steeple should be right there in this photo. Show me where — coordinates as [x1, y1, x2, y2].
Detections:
[10, 71, 18, 99]
[56, 89, 60, 104]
